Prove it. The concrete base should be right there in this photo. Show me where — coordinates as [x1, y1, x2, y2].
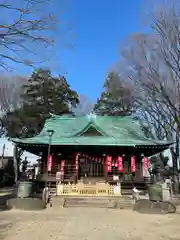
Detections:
[134, 199, 176, 214]
[7, 198, 46, 210]
[52, 195, 133, 209]
[162, 188, 171, 201]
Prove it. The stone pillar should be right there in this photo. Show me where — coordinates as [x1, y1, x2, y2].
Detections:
[162, 180, 172, 201]
[114, 182, 122, 196]
[56, 183, 64, 196]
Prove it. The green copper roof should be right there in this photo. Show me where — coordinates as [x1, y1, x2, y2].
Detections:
[12, 114, 173, 146]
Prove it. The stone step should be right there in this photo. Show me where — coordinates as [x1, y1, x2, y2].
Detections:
[121, 189, 147, 195]
[52, 196, 134, 209]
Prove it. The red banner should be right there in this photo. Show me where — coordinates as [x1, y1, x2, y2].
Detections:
[143, 157, 149, 170]
[131, 156, 136, 172]
[75, 152, 79, 176]
[112, 161, 118, 167]
[47, 154, 52, 172]
[60, 160, 65, 176]
[117, 156, 123, 172]
[107, 156, 112, 172]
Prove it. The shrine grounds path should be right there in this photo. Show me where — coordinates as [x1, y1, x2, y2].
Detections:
[1, 207, 180, 240]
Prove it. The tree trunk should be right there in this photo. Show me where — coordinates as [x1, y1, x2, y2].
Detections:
[13, 145, 23, 182]
[171, 136, 179, 194]
[13, 145, 18, 182]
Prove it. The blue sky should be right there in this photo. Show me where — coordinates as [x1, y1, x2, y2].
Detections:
[60, 0, 143, 100]
[8, 0, 145, 101]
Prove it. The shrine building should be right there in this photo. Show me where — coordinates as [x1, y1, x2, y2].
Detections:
[12, 114, 173, 196]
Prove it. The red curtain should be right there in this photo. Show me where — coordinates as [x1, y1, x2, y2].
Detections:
[106, 156, 112, 172]
[131, 156, 136, 172]
[47, 155, 52, 172]
[117, 156, 123, 172]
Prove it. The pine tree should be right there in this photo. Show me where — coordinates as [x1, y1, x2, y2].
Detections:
[94, 72, 134, 116]
[1, 68, 79, 138]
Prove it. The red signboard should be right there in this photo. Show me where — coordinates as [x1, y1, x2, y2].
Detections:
[117, 156, 123, 172]
[131, 156, 136, 172]
[60, 160, 65, 175]
[47, 155, 52, 172]
[107, 156, 112, 172]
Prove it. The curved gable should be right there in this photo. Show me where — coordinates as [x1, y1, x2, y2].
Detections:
[76, 123, 107, 137]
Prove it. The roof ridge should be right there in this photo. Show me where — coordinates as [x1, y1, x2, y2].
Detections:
[45, 114, 136, 122]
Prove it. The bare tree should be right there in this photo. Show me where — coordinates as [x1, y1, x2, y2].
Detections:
[119, 3, 180, 192]
[73, 95, 94, 116]
[0, 75, 26, 114]
[121, 32, 177, 135]
[0, 0, 60, 70]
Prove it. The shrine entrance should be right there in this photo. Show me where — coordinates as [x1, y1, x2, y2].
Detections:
[79, 157, 104, 178]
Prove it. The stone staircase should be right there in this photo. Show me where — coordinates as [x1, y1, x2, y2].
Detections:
[52, 196, 135, 209]
[118, 197, 135, 209]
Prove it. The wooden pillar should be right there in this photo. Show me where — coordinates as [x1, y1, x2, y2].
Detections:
[60, 159, 65, 182]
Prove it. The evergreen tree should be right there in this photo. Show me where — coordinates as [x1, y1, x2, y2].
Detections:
[1, 69, 79, 138]
[94, 72, 134, 116]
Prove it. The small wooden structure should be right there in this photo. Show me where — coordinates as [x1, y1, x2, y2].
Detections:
[12, 114, 173, 196]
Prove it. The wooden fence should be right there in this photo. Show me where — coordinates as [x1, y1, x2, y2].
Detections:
[56, 183, 121, 196]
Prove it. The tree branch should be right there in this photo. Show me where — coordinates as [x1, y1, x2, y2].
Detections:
[0, 0, 59, 69]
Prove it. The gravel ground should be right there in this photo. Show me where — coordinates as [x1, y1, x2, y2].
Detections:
[0, 206, 180, 240]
